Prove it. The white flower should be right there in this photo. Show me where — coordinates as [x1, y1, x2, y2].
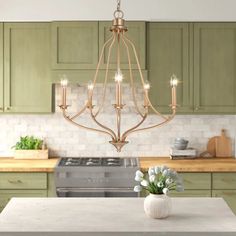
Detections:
[134, 185, 142, 192]
[135, 170, 144, 181]
[160, 165, 168, 173]
[162, 169, 170, 177]
[165, 178, 173, 185]
[148, 167, 155, 176]
[157, 181, 164, 188]
[141, 179, 149, 187]
[163, 188, 169, 195]
[154, 166, 161, 174]
[149, 175, 156, 183]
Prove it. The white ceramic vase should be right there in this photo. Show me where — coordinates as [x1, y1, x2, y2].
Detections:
[144, 194, 172, 219]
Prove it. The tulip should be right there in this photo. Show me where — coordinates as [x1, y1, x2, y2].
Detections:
[134, 185, 142, 192]
[148, 167, 155, 176]
[141, 180, 149, 187]
[149, 175, 155, 183]
[163, 188, 169, 195]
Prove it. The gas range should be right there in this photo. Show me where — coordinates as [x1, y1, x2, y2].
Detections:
[55, 157, 139, 198]
[58, 157, 137, 167]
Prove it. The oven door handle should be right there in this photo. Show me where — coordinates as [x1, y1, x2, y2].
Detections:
[56, 187, 135, 197]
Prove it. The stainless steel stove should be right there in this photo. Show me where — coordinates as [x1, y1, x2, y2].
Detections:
[55, 157, 139, 197]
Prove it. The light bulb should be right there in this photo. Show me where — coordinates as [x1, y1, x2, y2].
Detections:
[114, 69, 123, 82]
[144, 81, 150, 90]
[87, 81, 94, 91]
[60, 79, 68, 87]
[170, 74, 178, 87]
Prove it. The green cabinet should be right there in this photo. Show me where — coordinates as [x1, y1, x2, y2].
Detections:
[0, 190, 47, 212]
[99, 21, 146, 69]
[52, 22, 98, 70]
[147, 23, 193, 113]
[194, 23, 236, 113]
[212, 173, 236, 214]
[0, 172, 56, 212]
[0, 23, 3, 112]
[3, 23, 52, 113]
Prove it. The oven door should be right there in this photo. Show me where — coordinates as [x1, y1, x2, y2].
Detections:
[56, 187, 138, 197]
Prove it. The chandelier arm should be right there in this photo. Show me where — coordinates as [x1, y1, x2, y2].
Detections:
[123, 110, 176, 138]
[121, 111, 148, 141]
[89, 107, 117, 140]
[123, 34, 170, 121]
[94, 32, 116, 117]
[70, 102, 88, 120]
[121, 34, 145, 118]
[62, 110, 115, 140]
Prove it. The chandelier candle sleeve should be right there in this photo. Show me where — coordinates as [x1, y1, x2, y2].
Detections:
[60, 79, 68, 108]
[115, 70, 123, 107]
[170, 75, 178, 108]
[144, 81, 150, 107]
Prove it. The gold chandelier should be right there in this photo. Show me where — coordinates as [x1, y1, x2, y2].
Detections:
[59, 0, 178, 152]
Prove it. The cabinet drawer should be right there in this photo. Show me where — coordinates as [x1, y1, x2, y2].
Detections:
[213, 173, 236, 189]
[170, 190, 211, 197]
[212, 190, 236, 215]
[0, 190, 47, 212]
[0, 173, 47, 189]
[180, 173, 211, 189]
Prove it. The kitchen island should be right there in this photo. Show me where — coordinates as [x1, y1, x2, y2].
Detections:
[0, 198, 236, 235]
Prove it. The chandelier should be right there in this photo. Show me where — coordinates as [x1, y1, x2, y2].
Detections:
[59, 0, 178, 152]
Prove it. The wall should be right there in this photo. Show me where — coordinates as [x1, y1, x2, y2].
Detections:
[0, 84, 235, 158]
[0, 0, 236, 21]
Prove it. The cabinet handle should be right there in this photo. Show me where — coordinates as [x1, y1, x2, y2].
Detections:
[0, 107, 3, 111]
[8, 180, 22, 184]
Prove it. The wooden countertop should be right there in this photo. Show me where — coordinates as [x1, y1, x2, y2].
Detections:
[0, 157, 236, 173]
[139, 157, 236, 172]
[0, 157, 59, 172]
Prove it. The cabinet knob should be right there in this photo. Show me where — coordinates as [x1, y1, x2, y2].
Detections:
[195, 107, 199, 111]
[5, 107, 11, 111]
[0, 107, 3, 111]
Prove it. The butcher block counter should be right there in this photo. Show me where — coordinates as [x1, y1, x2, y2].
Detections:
[0, 197, 236, 235]
[0, 157, 59, 172]
[140, 157, 236, 172]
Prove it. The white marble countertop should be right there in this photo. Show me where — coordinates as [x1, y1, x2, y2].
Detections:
[0, 197, 236, 236]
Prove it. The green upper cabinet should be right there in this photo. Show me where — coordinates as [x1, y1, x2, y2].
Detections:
[4, 23, 52, 113]
[52, 22, 98, 70]
[0, 23, 3, 113]
[194, 23, 236, 113]
[99, 21, 146, 69]
[147, 23, 193, 114]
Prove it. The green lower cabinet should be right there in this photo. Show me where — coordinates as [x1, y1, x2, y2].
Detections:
[179, 173, 211, 190]
[170, 190, 211, 197]
[47, 173, 56, 197]
[212, 190, 236, 215]
[0, 172, 56, 212]
[0, 190, 47, 212]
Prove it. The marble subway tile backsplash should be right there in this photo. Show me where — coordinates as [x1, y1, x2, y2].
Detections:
[0, 84, 235, 157]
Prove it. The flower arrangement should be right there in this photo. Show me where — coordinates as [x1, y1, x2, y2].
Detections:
[134, 166, 184, 195]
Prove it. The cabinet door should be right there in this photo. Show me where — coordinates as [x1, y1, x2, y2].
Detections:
[0, 190, 47, 212]
[99, 21, 146, 69]
[0, 23, 3, 112]
[194, 23, 236, 113]
[52, 22, 98, 69]
[212, 190, 236, 215]
[4, 23, 52, 113]
[170, 190, 211, 197]
[147, 23, 193, 113]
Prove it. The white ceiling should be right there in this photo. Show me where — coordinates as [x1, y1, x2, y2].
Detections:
[0, 0, 235, 21]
